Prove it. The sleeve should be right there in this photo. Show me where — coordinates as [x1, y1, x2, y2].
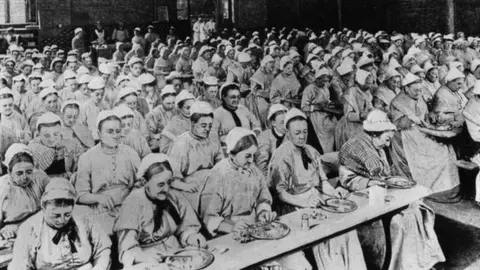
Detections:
[344, 94, 361, 123]
[75, 153, 92, 199]
[210, 111, 222, 146]
[175, 60, 183, 72]
[390, 103, 414, 130]
[226, 67, 236, 83]
[116, 230, 141, 267]
[255, 173, 273, 214]
[85, 216, 112, 269]
[246, 109, 261, 133]
[267, 152, 293, 194]
[301, 86, 314, 115]
[159, 134, 173, 154]
[137, 114, 149, 138]
[466, 118, 480, 142]
[269, 78, 283, 104]
[338, 165, 370, 191]
[255, 133, 272, 177]
[8, 222, 35, 270]
[198, 169, 226, 236]
[172, 193, 202, 245]
[85, 106, 99, 141]
[168, 140, 190, 180]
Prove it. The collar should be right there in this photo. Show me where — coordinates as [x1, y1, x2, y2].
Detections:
[228, 157, 252, 176]
[99, 144, 118, 155]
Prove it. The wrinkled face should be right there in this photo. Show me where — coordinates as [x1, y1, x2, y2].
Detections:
[205, 85, 218, 99]
[123, 94, 138, 111]
[447, 78, 465, 92]
[120, 116, 134, 136]
[146, 170, 173, 201]
[192, 116, 213, 138]
[22, 66, 32, 76]
[43, 94, 59, 112]
[282, 63, 294, 75]
[427, 69, 439, 82]
[162, 95, 175, 111]
[372, 131, 394, 148]
[405, 82, 423, 100]
[0, 97, 14, 116]
[30, 79, 41, 93]
[99, 119, 121, 148]
[271, 112, 286, 135]
[287, 119, 308, 147]
[232, 145, 258, 168]
[65, 78, 77, 89]
[10, 161, 34, 187]
[54, 62, 63, 73]
[179, 99, 194, 117]
[223, 89, 240, 108]
[63, 107, 79, 127]
[387, 76, 401, 90]
[38, 124, 62, 148]
[91, 89, 105, 105]
[131, 63, 143, 77]
[5, 61, 15, 73]
[172, 79, 182, 92]
[43, 205, 73, 229]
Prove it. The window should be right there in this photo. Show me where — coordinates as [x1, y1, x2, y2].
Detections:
[177, 0, 189, 20]
[0, 0, 37, 24]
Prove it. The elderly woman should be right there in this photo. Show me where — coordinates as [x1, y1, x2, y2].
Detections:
[270, 56, 302, 108]
[301, 68, 338, 153]
[78, 77, 109, 141]
[335, 69, 374, 149]
[28, 112, 82, 178]
[0, 88, 31, 144]
[175, 47, 193, 75]
[197, 76, 221, 109]
[222, 46, 237, 72]
[204, 53, 226, 82]
[373, 68, 401, 112]
[211, 83, 261, 146]
[339, 110, 445, 270]
[249, 55, 275, 129]
[168, 101, 223, 211]
[145, 85, 177, 152]
[10, 177, 112, 270]
[114, 153, 206, 268]
[226, 52, 253, 93]
[138, 73, 161, 112]
[61, 100, 95, 152]
[432, 67, 467, 127]
[390, 73, 461, 203]
[25, 87, 61, 125]
[19, 73, 43, 113]
[75, 110, 141, 234]
[423, 61, 441, 98]
[158, 90, 195, 154]
[114, 104, 151, 159]
[154, 47, 174, 76]
[114, 86, 149, 138]
[0, 144, 49, 240]
[192, 46, 213, 81]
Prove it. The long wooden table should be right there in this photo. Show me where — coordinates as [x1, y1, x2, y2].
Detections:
[204, 185, 431, 270]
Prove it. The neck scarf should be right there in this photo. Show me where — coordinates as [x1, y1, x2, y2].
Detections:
[296, 145, 312, 170]
[222, 103, 242, 127]
[145, 189, 181, 232]
[50, 219, 78, 253]
[272, 127, 285, 149]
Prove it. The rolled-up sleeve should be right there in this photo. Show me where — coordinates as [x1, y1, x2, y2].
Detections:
[199, 171, 225, 236]
[8, 222, 36, 270]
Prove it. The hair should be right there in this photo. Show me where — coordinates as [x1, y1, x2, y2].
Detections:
[62, 103, 80, 113]
[364, 130, 389, 138]
[121, 115, 134, 120]
[286, 116, 307, 130]
[230, 134, 258, 155]
[8, 152, 34, 172]
[0, 93, 14, 100]
[221, 84, 240, 98]
[98, 115, 121, 130]
[146, 81, 157, 87]
[42, 198, 75, 209]
[191, 112, 214, 123]
[38, 120, 61, 132]
[178, 99, 193, 109]
[41, 92, 58, 101]
[144, 161, 173, 182]
[269, 110, 286, 122]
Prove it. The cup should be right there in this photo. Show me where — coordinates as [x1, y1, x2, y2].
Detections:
[369, 185, 386, 206]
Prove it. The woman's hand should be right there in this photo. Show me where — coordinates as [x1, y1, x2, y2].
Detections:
[306, 195, 324, 208]
[368, 180, 387, 187]
[257, 210, 277, 223]
[186, 233, 207, 248]
[232, 220, 250, 234]
[0, 225, 17, 240]
[333, 187, 350, 199]
[96, 195, 116, 212]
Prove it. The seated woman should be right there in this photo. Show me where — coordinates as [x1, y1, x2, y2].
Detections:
[159, 90, 195, 154]
[372, 68, 401, 112]
[9, 177, 112, 270]
[78, 77, 109, 142]
[268, 108, 366, 270]
[114, 86, 149, 138]
[114, 104, 151, 159]
[0, 88, 31, 144]
[75, 110, 141, 234]
[61, 100, 95, 152]
[0, 144, 49, 240]
[114, 153, 206, 268]
[26, 87, 62, 133]
[390, 74, 460, 203]
[339, 110, 445, 270]
[200, 127, 311, 270]
[168, 101, 223, 212]
[28, 112, 83, 178]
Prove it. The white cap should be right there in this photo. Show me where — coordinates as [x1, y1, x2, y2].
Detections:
[12, 74, 27, 82]
[36, 112, 62, 131]
[410, 65, 425, 75]
[341, 48, 354, 59]
[76, 66, 89, 75]
[136, 153, 171, 179]
[61, 100, 81, 113]
[63, 69, 77, 80]
[78, 74, 92, 84]
[138, 73, 156, 85]
[336, 62, 354, 76]
[114, 104, 135, 118]
[175, 90, 195, 107]
[331, 46, 343, 56]
[33, 63, 44, 69]
[39, 79, 55, 89]
[203, 76, 218, 86]
[116, 87, 137, 102]
[384, 67, 401, 81]
[444, 68, 465, 83]
[98, 63, 112, 75]
[211, 54, 222, 64]
[444, 34, 454, 41]
[3, 143, 32, 166]
[280, 56, 292, 71]
[315, 67, 331, 79]
[267, 104, 288, 120]
[449, 61, 463, 71]
[401, 73, 421, 87]
[115, 75, 130, 86]
[414, 37, 426, 47]
[306, 54, 320, 64]
[74, 28, 83, 35]
[225, 127, 256, 153]
[28, 72, 42, 80]
[190, 101, 213, 115]
[391, 34, 404, 42]
[161, 85, 177, 96]
[237, 52, 251, 63]
[355, 69, 372, 85]
[0, 88, 14, 97]
[357, 55, 374, 68]
[423, 62, 438, 73]
[39, 87, 58, 99]
[128, 56, 143, 66]
[323, 53, 333, 64]
[87, 77, 105, 90]
[284, 108, 307, 129]
[363, 110, 397, 132]
[96, 110, 119, 130]
[472, 59, 480, 72]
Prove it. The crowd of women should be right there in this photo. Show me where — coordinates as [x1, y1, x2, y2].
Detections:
[2, 24, 478, 269]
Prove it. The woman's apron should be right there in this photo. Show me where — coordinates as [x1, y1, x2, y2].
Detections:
[180, 170, 210, 212]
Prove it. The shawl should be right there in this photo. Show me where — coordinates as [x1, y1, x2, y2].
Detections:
[390, 92, 429, 124]
[28, 137, 81, 174]
[61, 125, 95, 149]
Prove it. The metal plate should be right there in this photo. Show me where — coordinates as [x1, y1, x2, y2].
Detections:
[318, 198, 358, 213]
[168, 248, 215, 270]
[384, 177, 416, 189]
[249, 221, 291, 240]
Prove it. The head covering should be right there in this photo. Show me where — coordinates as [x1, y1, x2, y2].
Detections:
[190, 101, 213, 115]
[268, 104, 288, 120]
[315, 67, 331, 79]
[138, 73, 156, 85]
[166, 71, 182, 81]
[77, 74, 92, 85]
[116, 87, 137, 102]
[87, 77, 105, 90]
[61, 100, 81, 113]
[41, 177, 76, 205]
[74, 28, 83, 35]
[423, 62, 438, 73]
[337, 62, 354, 76]
[284, 108, 307, 129]
[402, 73, 421, 87]
[237, 52, 251, 63]
[341, 48, 354, 59]
[175, 90, 195, 107]
[331, 46, 343, 57]
[391, 34, 404, 42]
[444, 34, 454, 41]
[3, 143, 32, 167]
[225, 127, 256, 153]
[39, 87, 58, 100]
[261, 55, 275, 67]
[363, 110, 397, 132]
[136, 153, 171, 179]
[33, 63, 44, 69]
[66, 56, 77, 63]
[203, 76, 218, 86]
[98, 63, 111, 75]
[28, 73, 42, 81]
[211, 54, 222, 64]
[0, 88, 14, 97]
[161, 85, 177, 97]
[306, 54, 320, 64]
[12, 74, 27, 82]
[63, 70, 77, 80]
[280, 56, 293, 71]
[96, 110, 118, 130]
[36, 112, 62, 130]
[357, 55, 374, 68]
[115, 75, 130, 86]
[384, 68, 401, 82]
[39, 79, 55, 89]
[128, 56, 143, 66]
[472, 59, 480, 72]
[355, 69, 372, 85]
[444, 68, 465, 83]
[114, 104, 135, 118]
[410, 65, 425, 75]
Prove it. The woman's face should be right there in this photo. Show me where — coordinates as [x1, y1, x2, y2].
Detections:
[265, 61, 275, 73]
[203, 51, 212, 61]
[162, 95, 176, 111]
[54, 62, 63, 73]
[372, 131, 394, 148]
[43, 204, 73, 229]
[63, 107, 79, 127]
[0, 97, 14, 116]
[91, 89, 105, 105]
[43, 94, 59, 112]
[405, 83, 423, 100]
[206, 85, 218, 99]
[120, 116, 134, 136]
[30, 79, 41, 93]
[66, 62, 76, 70]
[146, 170, 172, 201]
[101, 73, 110, 81]
[124, 94, 138, 111]
[22, 66, 32, 76]
[65, 78, 77, 89]
[212, 61, 221, 69]
[145, 84, 155, 93]
[119, 80, 130, 88]
[271, 113, 286, 134]
[288, 120, 308, 147]
[179, 99, 194, 117]
[223, 89, 240, 108]
[131, 63, 143, 77]
[172, 79, 182, 92]
[10, 161, 34, 187]
[427, 69, 439, 82]
[386, 76, 401, 90]
[39, 124, 62, 148]
[182, 48, 191, 58]
[122, 65, 130, 75]
[282, 63, 294, 75]
[227, 50, 235, 59]
[416, 71, 426, 80]
[448, 78, 465, 92]
[232, 145, 258, 168]
[315, 76, 331, 88]
[99, 119, 121, 148]
[192, 116, 213, 138]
